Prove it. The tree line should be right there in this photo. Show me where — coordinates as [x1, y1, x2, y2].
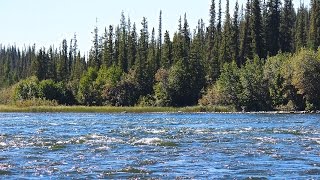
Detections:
[0, 0, 320, 110]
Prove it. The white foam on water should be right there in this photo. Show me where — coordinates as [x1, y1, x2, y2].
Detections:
[0, 142, 7, 147]
[134, 137, 163, 145]
[147, 129, 166, 134]
[95, 146, 110, 151]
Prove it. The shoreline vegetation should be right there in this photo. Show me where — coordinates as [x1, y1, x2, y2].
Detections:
[0, 105, 319, 114]
[0, 105, 233, 113]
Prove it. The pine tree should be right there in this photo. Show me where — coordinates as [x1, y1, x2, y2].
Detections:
[88, 24, 102, 69]
[219, 0, 233, 65]
[172, 16, 184, 64]
[128, 23, 137, 70]
[188, 26, 206, 103]
[295, 4, 308, 50]
[118, 12, 128, 72]
[250, 0, 265, 58]
[309, 0, 320, 50]
[147, 28, 157, 76]
[280, 0, 295, 53]
[197, 19, 206, 60]
[206, 0, 215, 74]
[57, 39, 69, 81]
[161, 31, 172, 69]
[240, 0, 252, 64]
[182, 13, 191, 60]
[114, 26, 120, 66]
[156, 10, 163, 71]
[47, 46, 56, 80]
[136, 17, 149, 78]
[231, 1, 240, 65]
[107, 25, 114, 67]
[266, 0, 281, 56]
[209, 0, 222, 83]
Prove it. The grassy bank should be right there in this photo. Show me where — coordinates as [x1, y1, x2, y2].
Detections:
[0, 105, 234, 113]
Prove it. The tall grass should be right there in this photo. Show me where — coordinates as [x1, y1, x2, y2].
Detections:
[0, 105, 235, 113]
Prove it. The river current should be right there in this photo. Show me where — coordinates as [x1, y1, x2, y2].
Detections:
[0, 113, 319, 179]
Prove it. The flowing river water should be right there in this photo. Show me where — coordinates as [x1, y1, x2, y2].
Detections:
[0, 113, 319, 179]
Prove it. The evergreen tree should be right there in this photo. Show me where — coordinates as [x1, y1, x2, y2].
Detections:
[172, 17, 184, 64]
[231, 1, 240, 64]
[266, 0, 281, 56]
[136, 17, 149, 75]
[156, 10, 163, 71]
[295, 4, 308, 50]
[89, 25, 101, 69]
[32, 48, 47, 80]
[309, 0, 320, 50]
[219, 0, 233, 65]
[182, 13, 191, 60]
[240, 0, 253, 64]
[118, 12, 128, 72]
[250, 0, 265, 58]
[114, 26, 120, 66]
[205, 0, 218, 83]
[106, 25, 114, 67]
[161, 31, 172, 69]
[147, 28, 157, 76]
[128, 23, 137, 70]
[188, 29, 206, 104]
[46, 46, 56, 80]
[210, 0, 222, 82]
[57, 39, 69, 81]
[280, 0, 295, 53]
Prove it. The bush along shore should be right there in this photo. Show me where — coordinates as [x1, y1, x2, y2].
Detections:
[1, 0, 320, 112]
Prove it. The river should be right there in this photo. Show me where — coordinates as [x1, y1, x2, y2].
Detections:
[0, 113, 319, 179]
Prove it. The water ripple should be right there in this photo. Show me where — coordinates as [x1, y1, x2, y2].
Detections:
[0, 113, 319, 178]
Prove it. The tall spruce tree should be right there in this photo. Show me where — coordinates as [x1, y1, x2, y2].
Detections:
[89, 24, 101, 69]
[148, 28, 157, 76]
[266, 0, 281, 56]
[295, 4, 308, 50]
[156, 10, 163, 71]
[57, 39, 69, 81]
[309, 0, 320, 50]
[206, 0, 219, 83]
[231, 1, 240, 64]
[250, 0, 265, 58]
[161, 31, 172, 69]
[118, 12, 128, 72]
[128, 23, 137, 70]
[219, 0, 233, 65]
[136, 17, 149, 79]
[240, 0, 252, 64]
[280, 0, 295, 53]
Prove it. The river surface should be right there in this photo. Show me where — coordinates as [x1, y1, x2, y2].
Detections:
[0, 113, 319, 179]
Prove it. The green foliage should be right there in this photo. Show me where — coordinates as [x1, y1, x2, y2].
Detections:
[264, 53, 289, 108]
[77, 67, 100, 106]
[290, 49, 320, 109]
[239, 56, 271, 111]
[14, 76, 40, 100]
[153, 68, 171, 106]
[13, 76, 75, 105]
[199, 62, 240, 107]
[103, 71, 140, 106]
[201, 58, 271, 111]
[167, 60, 189, 106]
[0, 85, 16, 105]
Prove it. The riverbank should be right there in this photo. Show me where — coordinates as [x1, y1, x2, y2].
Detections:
[0, 105, 234, 113]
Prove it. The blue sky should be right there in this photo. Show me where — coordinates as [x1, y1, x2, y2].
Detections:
[0, 0, 310, 54]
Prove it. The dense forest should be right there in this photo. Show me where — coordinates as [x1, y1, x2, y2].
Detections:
[0, 0, 320, 111]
